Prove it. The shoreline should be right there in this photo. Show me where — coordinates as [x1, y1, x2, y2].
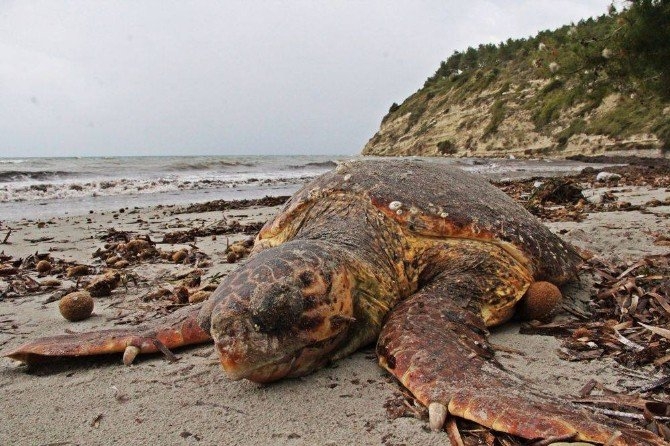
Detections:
[0, 155, 631, 223]
[1, 159, 669, 445]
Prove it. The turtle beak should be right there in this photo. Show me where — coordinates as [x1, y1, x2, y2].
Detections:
[214, 327, 350, 383]
[215, 340, 294, 382]
[209, 308, 307, 382]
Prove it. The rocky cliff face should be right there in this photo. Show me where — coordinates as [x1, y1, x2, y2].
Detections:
[363, 79, 664, 158]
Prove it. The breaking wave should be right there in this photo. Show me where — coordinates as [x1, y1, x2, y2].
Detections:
[0, 154, 343, 205]
[0, 174, 322, 204]
[0, 170, 79, 183]
[287, 160, 338, 169]
[165, 160, 256, 171]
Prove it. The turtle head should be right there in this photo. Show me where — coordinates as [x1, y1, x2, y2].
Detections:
[198, 240, 356, 383]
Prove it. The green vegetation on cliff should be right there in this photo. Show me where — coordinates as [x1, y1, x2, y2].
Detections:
[364, 1, 670, 157]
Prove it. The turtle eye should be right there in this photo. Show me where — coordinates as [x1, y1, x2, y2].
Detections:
[298, 271, 315, 288]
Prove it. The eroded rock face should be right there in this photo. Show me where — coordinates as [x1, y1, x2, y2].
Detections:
[362, 88, 662, 159]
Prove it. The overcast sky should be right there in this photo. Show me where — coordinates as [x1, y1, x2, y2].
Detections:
[0, 1, 612, 158]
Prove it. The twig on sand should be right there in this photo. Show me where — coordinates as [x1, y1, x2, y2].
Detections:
[1, 228, 12, 244]
[152, 338, 179, 363]
[446, 416, 465, 446]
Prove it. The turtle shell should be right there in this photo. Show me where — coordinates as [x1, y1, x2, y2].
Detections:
[258, 158, 581, 284]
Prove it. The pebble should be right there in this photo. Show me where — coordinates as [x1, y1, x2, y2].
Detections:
[586, 193, 605, 204]
[596, 171, 621, 182]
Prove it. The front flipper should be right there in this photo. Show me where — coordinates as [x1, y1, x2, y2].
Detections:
[377, 286, 665, 445]
[3, 305, 211, 366]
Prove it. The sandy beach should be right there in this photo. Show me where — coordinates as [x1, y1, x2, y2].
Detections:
[1, 160, 669, 445]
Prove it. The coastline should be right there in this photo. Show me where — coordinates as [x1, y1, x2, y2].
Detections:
[1, 160, 669, 445]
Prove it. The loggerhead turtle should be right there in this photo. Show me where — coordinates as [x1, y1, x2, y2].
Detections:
[4, 159, 666, 445]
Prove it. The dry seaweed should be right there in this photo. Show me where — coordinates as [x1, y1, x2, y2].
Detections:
[521, 254, 670, 435]
[524, 255, 670, 367]
[162, 220, 263, 244]
[172, 195, 289, 214]
[496, 159, 670, 223]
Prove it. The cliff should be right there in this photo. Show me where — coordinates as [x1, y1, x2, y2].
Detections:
[363, 6, 669, 158]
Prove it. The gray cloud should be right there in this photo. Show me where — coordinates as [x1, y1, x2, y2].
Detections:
[0, 1, 611, 157]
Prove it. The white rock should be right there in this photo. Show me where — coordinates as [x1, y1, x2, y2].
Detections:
[596, 171, 621, 182]
[388, 201, 402, 211]
[586, 193, 604, 204]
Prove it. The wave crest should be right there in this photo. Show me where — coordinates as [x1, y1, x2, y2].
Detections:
[0, 170, 75, 183]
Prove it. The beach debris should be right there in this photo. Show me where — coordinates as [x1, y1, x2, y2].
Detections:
[171, 249, 188, 264]
[9, 275, 41, 294]
[529, 178, 584, 206]
[40, 278, 61, 288]
[93, 236, 167, 266]
[59, 291, 94, 321]
[123, 238, 151, 254]
[85, 272, 121, 297]
[178, 269, 202, 288]
[172, 195, 289, 215]
[110, 384, 130, 403]
[1, 228, 12, 244]
[498, 178, 587, 222]
[384, 389, 427, 421]
[66, 265, 90, 278]
[172, 286, 189, 304]
[35, 259, 52, 275]
[0, 253, 83, 286]
[188, 290, 210, 304]
[109, 259, 130, 269]
[225, 238, 254, 263]
[524, 254, 670, 371]
[142, 287, 172, 302]
[586, 191, 616, 205]
[653, 234, 670, 247]
[100, 227, 137, 243]
[90, 413, 104, 428]
[162, 220, 263, 244]
[496, 160, 670, 223]
[0, 265, 18, 277]
[596, 172, 622, 182]
[518, 281, 563, 321]
[24, 236, 54, 243]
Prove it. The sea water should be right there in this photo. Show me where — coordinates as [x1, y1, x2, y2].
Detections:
[0, 155, 616, 222]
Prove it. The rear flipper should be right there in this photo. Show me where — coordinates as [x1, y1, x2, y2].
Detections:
[3, 305, 211, 366]
[377, 284, 665, 445]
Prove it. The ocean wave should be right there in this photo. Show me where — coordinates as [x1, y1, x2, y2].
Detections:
[0, 174, 319, 204]
[166, 160, 255, 171]
[287, 160, 338, 169]
[0, 170, 78, 183]
[0, 159, 26, 164]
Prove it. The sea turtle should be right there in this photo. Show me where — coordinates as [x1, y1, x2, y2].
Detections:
[4, 159, 665, 445]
